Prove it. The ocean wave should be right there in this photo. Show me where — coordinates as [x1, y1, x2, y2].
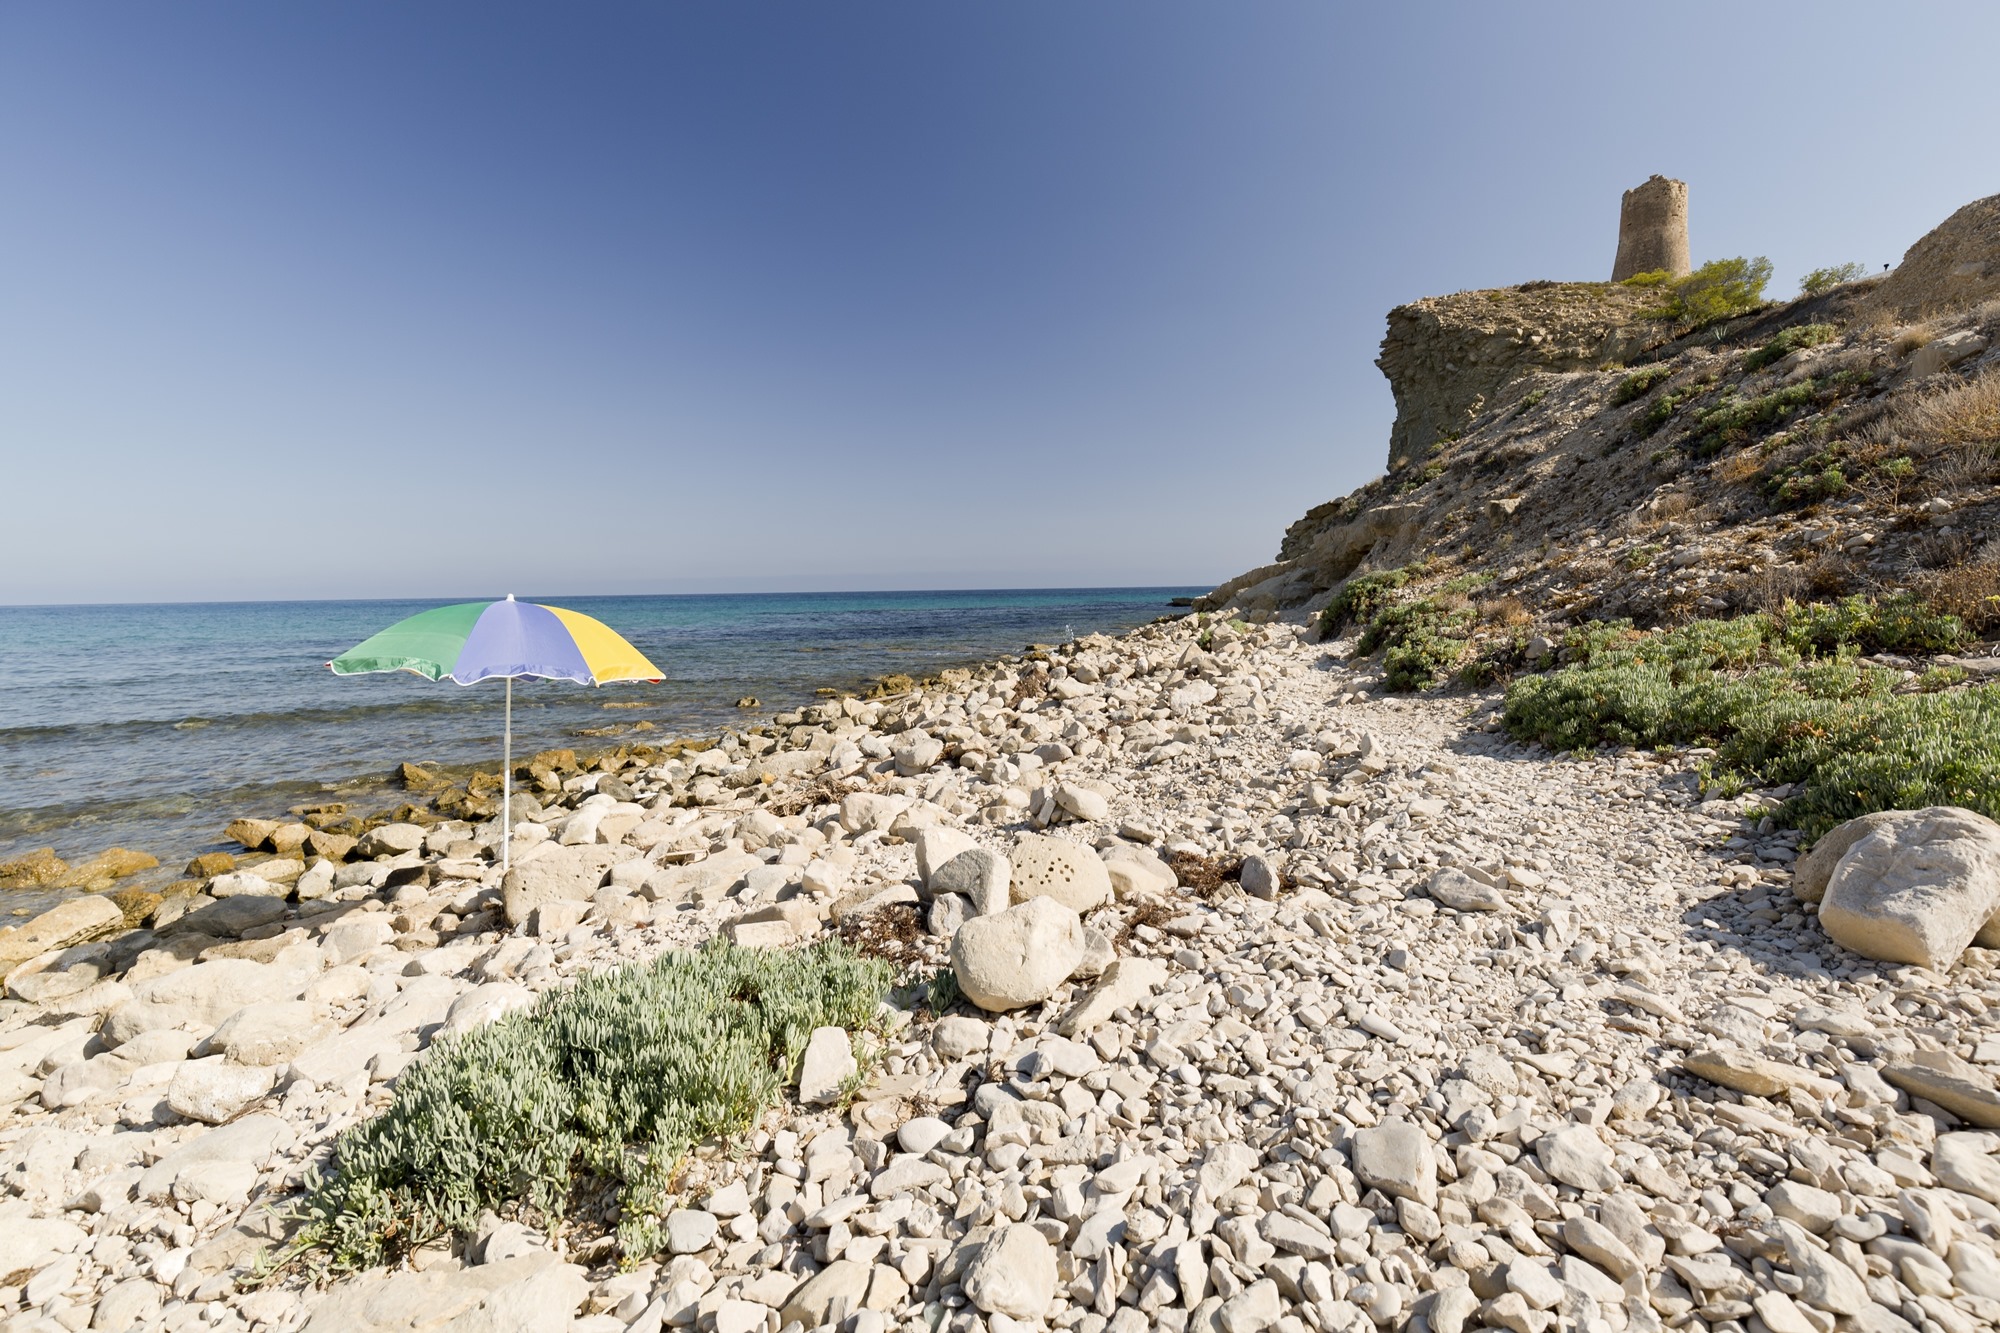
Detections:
[0, 695, 508, 747]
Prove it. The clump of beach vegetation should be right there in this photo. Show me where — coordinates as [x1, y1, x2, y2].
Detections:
[1500, 596, 1997, 836]
[293, 941, 892, 1271]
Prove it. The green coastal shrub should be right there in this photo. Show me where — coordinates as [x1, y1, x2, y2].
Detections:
[1612, 364, 1675, 406]
[1783, 689, 2000, 833]
[1777, 592, 1966, 656]
[1351, 583, 1485, 691]
[295, 941, 893, 1271]
[1743, 323, 1837, 373]
[1694, 380, 1820, 455]
[1639, 256, 1774, 326]
[1800, 262, 1867, 297]
[1620, 269, 1673, 289]
[1321, 568, 1412, 636]
[1382, 620, 1473, 691]
[1677, 256, 1774, 324]
[1502, 598, 1989, 835]
[1637, 376, 1716, 435]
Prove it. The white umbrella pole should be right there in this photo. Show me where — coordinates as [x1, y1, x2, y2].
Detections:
[502, 676, 513, 878]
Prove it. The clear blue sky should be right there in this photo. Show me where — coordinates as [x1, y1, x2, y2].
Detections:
[4, 3, 1996, 604]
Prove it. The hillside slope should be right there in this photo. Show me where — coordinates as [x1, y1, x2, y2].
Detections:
[1201, 195, 2000, 651]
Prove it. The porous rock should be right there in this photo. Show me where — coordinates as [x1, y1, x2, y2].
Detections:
[1007, 834, 1111, 912]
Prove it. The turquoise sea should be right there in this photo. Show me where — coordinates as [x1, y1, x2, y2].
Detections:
[0, 588, 1201, 903]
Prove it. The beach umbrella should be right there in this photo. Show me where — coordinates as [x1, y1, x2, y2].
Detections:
[328, 596, 662, 874]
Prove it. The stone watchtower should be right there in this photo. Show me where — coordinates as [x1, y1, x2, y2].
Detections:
[1611, 175, 1691, 281]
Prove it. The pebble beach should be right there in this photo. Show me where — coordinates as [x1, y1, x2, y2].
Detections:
[2, 611, 1997, 1333]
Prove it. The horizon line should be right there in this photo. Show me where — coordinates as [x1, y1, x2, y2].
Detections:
[0, 581, 1217, 613]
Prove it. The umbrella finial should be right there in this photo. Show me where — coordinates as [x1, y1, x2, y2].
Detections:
[505, 593, 515, 601]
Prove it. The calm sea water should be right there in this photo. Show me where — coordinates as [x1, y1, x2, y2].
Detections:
[0, 589, 1199, 903]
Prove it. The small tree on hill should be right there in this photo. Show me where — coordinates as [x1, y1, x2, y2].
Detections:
[1799, 262, 1867, 297]
[1671, 256, 1773, 325]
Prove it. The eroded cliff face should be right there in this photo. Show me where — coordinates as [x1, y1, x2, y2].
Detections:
[1376, 281, 1669, 469]
[1203, 193, 2000, 628]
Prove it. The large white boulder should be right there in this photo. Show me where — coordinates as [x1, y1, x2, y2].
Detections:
[839, 793, 909, 835]
[136, 1114, 293, 1202]
[500, 843, 629, 926]
[440, 982, 535, 1038]
[1054, 783, 1110, 823]
[206, 871, 290, 899]
[1793, 810, 1904, 903]
[797, 1026, 856, 1106]
[779, 1259, 872, 1329]
[1349, 1120, 1437, 1207]
[0, 1209, 86, 1286]
[0, 896, 124, 971]
[206, 1001, 329, 1066]
[355, 822, 427, 859]
[1058, 957, 1170, 1036]
[930, 849, 1010, 915]
[1817, 807, 2000, 970]
[950, 897, 1085, 1012]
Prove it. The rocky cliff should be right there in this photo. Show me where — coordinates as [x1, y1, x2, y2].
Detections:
[1376, 281, 1667, 470]
[1203, 193, 2000, 641]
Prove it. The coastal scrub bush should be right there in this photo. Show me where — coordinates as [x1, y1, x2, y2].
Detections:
[1636, 374, 1718, 435]
[1743, 323, 1837, 373]
[1639, 257, 1774, 326]
[1394, 461, 1446, 493]
[1780, 688, 2000, 835]
[1916, 562, 2000, 635]
[1800, 263, 1868, 297]
[1503, 599, 1991, 835]
[1777, 591, 1966, 656]
[1676, 256, 1774, 324]
[1764, 444, 1851, 504]
[1320, 568, 1412, 636]
[1694, 381, 1819, 455]
[1353, 596, 1475, 691]
[295, 941, 892, 1271]
[1321, 567, 1480, 689]
[1612, 364, 1675, 406]
[1620, 269, 1673, 289]
[1373, 606, 1474, 691]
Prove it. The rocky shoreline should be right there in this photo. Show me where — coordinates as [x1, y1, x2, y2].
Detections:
[1, 613, 1999, 1333]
